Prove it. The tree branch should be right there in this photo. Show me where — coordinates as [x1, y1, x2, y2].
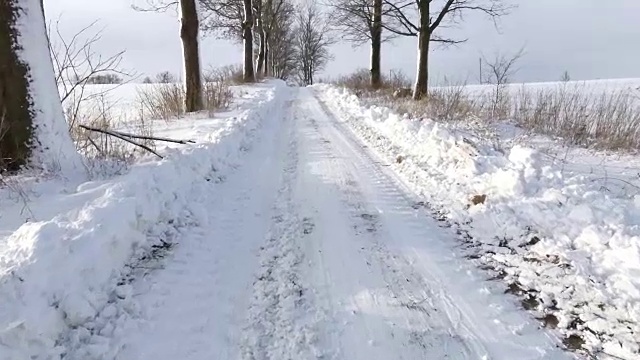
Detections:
[78, 125, 165, 159]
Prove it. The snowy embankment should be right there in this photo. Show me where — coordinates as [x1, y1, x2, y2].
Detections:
[0, 81, 286, 359]
[315, 85, 640, 359]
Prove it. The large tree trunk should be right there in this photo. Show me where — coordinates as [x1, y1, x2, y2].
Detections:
[370, 0, 382, 89]
[0, 0, 32, 172]
[0, 0, 81, 174]
[412, 0, 430, 100]
[180, 0, 203, 112]
[242, 0, 256, 82]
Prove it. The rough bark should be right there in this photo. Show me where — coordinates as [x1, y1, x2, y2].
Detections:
[242, 0, 256, 82]
[412, 0, 430, 100]
[0, 0, 36, 172]
[370, 0, 382, 89]
[256, 29, 266, 75]
[180, 0, 203, 112]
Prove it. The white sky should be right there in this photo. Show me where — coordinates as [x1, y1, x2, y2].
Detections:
[45, 0, 640, 84]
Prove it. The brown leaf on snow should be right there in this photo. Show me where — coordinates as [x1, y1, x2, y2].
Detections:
[470, 194, 487, 206]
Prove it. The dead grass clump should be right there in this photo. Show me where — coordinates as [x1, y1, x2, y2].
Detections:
[513, 85, 640, 150]
[203, 67, 235, 113]
[207, 64, 245, 85]
[136, 83, 185, 121]
[334, 68, 372, 93]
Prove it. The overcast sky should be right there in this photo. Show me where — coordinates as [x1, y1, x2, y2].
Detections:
[45, 0, 640, 84]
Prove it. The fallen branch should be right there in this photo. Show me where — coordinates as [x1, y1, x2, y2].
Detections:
[79, 124, 164, 159]
[107, 129, 196, 144]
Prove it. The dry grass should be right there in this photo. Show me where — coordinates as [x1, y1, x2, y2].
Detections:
[333, 70, 640, 151]
[513, 86, 640, 150]
[205, 64, 244, 85]
[67, 93, 156, 165]
[202, 67, 235, 114]
[137, 83, 185, 121]
[136, 66, 237, 120]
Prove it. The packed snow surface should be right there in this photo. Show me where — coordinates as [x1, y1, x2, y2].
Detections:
[316, 84, 640, 359]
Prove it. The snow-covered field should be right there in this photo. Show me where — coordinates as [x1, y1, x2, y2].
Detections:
[460, 78, 640, 99]
[316, 84, 640, 359]
[0, 81, 286, 359]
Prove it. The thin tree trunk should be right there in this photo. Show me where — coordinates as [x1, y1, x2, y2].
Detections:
[0, 0, 33, 172]
[370, 0, 382, 89]
[242, 0, 255, 82]
[256, 29, 265, 75]
[412, 0, 430, 100]
[180, 0, 202, 112]
[262, 30, 271, 77]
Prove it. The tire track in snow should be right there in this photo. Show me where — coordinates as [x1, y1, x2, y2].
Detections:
[319, 124, 483, 359]
[298, 87, 570, 359]
[240, 102, 321, 360]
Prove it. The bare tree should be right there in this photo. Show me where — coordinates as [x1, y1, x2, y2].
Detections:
[481, 47, 524, 118]
[329, 0, 398, 88]
[200, 0, 256, 82]
[47, 19, 136, 129]
[86, 73, 123, 84]
[48, 20, 130, 105]
[384, 0, 511, 100]
[133, 0, 204, 110]
[294, 2, 333, 86]
[155, 71, 178, 83]
[1, 0, 81, 174]
[199, 0, 244, 39]
[262, 0, 296, 79]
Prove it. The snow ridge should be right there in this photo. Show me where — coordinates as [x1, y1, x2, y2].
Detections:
[0, 81, 286, 360]
[315, 85, 640, 359]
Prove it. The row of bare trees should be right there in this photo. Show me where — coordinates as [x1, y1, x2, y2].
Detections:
[200, 0, 333, 84]
[329, 0, 511, 99]
[138, 0, 512, 103]
[137, 0, 334, 110]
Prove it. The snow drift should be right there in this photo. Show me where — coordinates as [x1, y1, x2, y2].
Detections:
[0, 81, 286, 359]
[316, 85, 640, 359]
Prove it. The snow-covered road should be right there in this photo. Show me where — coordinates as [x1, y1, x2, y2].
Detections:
[99, 87, 570, 359]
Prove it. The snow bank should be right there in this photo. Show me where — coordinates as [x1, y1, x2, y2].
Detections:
[316, 85, 640, 359]
[0, 81, 286, 359]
